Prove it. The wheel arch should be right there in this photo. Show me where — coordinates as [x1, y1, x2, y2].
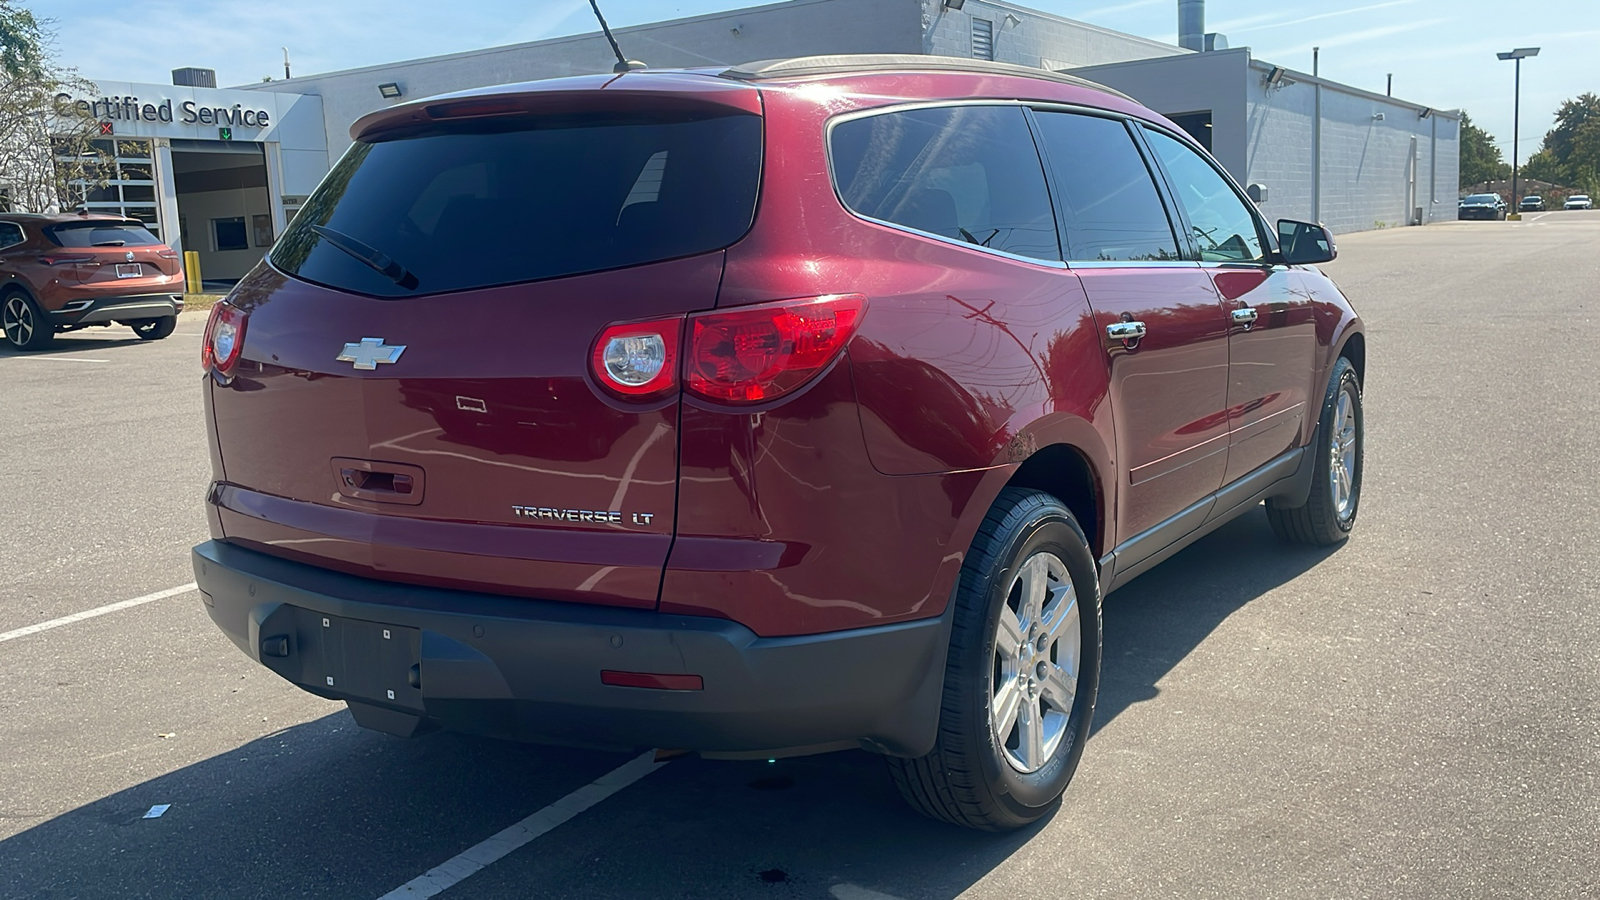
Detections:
[1, 279, 36, 301]
[1002, 443, 1106, 562]
[954, 411, 1113, 574]
[1336, 329, 1365, 386]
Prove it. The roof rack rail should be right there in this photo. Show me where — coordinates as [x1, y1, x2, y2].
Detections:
[719, 54, 1132, 101]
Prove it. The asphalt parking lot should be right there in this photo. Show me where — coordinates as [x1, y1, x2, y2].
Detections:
[3, 209, 1598, 900]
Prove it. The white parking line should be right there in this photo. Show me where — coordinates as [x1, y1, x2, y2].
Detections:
[5, 356, 111, 363]
[376, 751, 667, 899]
[0, 583, 197, 643]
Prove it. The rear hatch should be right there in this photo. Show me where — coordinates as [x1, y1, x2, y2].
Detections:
[44, 219, 179, 286]
[206, 79, 763, 608]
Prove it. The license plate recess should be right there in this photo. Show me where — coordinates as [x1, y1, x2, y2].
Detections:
[264, 608, 424, 711]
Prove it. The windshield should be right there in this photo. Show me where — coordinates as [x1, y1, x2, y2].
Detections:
[45, 221, 162, 247]
[271, 109, 762, 298]
[1464, 195, 1498, 203]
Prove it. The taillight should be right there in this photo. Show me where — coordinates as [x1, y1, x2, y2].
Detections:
[157, 249, 180, 259]
[589, 295, 867, 406]
[591, 318, 682, 399]
[202, 302, 248, 374]
[686, 294, 866, 404]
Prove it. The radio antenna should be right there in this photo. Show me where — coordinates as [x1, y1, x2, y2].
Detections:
[587, 0, 645, 73]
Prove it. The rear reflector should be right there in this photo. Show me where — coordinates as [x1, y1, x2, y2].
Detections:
[601, 670, 705, 691]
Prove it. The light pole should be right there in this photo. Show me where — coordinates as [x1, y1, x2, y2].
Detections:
[1498, 47, 1539, 220]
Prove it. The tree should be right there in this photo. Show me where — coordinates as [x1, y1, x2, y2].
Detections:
[1521, 148, 1563, 184]
[1458, 111, 1509, 190]
[1532, 93, 1600, 197]
[1542, 93, 1600, 165]
[0, 1, 107, 213]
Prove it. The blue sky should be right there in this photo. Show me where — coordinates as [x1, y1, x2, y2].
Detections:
[32, 0, 1598, 158]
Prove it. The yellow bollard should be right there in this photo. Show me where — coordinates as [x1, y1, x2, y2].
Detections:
[183, 251, 202, 294]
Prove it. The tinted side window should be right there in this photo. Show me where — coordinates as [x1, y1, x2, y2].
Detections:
[0, 223, 23, 248]
[1030, 112, 1179, 262]
[831, 106, 1059, 261]
[1142, 127, 1264, 263]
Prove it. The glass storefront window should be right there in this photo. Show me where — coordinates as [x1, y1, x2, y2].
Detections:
[56, 137, 160, 238]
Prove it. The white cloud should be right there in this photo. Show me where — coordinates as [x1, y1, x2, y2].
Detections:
[1217, 0, 1422, 35]
[1259, 18, 1450, 60]
[1071, 0, 1165, 22]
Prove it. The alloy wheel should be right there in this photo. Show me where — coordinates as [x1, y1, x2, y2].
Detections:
[990, 550, 1080, 774]
[1330, 385, 1358, 519]
[3, 296, 33, 347]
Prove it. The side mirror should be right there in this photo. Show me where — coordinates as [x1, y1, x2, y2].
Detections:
[1277, 219, 1336, 265]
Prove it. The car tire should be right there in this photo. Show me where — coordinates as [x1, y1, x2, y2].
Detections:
[887, 488, 1101, 831]
[1266, 356, 1363, 545]
[2, 291, 54, 351]
[133, 316, 177, 341]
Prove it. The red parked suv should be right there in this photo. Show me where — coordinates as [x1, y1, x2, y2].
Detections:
[0, 213, 184, 350]
[194, 56, 1364, 830]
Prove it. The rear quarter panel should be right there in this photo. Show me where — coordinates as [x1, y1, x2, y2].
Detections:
[669, 75, 1123, 635]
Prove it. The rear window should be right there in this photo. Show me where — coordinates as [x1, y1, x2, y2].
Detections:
[45, 221, 162, 248]
[271, 110, 762, 298]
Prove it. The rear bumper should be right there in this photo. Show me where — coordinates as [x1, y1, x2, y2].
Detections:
[193, 540, 949, 758]
[52, 293, 182, 325]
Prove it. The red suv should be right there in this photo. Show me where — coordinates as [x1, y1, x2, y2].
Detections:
[194, 56, 1364, 830]
[0, 213, 184, 350]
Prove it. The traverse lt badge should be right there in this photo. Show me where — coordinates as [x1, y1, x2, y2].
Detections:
[336, 337, 406, 371]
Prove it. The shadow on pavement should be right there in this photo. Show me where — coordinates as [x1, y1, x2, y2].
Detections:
[0, 507, 1340, 900]
[0, 333, 151, 357]
[0, 715, 627, 900]
[1092, 507, 1341, 735]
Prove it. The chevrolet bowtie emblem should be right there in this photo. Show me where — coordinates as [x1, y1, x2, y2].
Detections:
[336, 337, 405, 371]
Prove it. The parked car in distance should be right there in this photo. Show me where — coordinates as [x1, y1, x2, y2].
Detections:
[0, 212, 184, 351]
[1565, 194, 1593, 210]
[1519, 195, 1545, 212]
[192, 55, 1367, 831]
[1459, 193, 1507, 220]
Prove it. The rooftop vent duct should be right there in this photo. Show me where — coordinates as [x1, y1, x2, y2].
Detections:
[172, 67, 217, 88]
[1178, 0, 1204, 52]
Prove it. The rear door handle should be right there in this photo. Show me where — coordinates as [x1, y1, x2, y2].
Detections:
[1106, 321, 1147, 341]
[1231, 308, 1259, 326]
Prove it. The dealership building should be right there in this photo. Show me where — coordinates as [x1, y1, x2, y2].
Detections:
[59, 0, 1459, 280]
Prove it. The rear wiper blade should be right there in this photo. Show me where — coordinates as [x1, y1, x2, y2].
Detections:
[310, 224, 419, 290]
[91, 240, 126, 246]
